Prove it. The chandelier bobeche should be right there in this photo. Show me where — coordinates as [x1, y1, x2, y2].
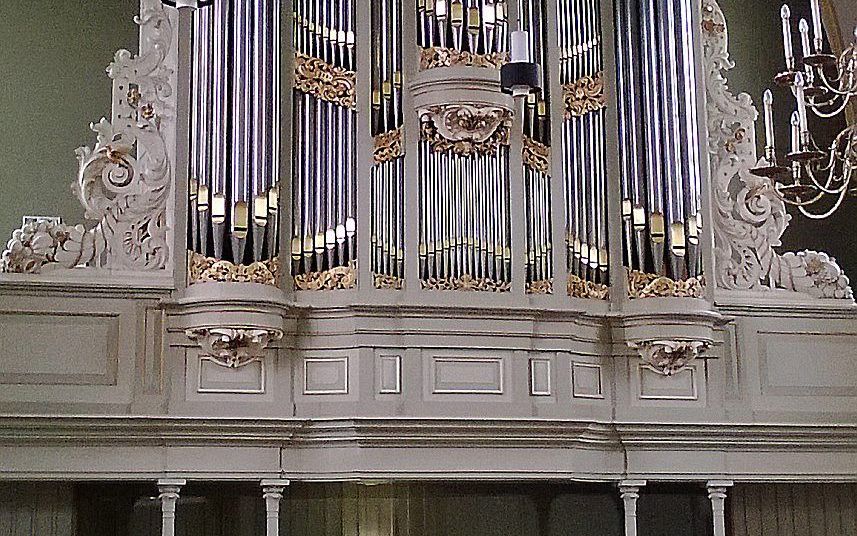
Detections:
[751, 0, 857, 219]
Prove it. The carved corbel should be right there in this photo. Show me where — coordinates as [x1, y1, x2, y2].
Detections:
[628, 339, 710, 376]
[185, 327, 283, 368]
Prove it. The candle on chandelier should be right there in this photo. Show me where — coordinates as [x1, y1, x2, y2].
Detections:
[794, 72, 809, 134]
[781, 5, 795, 70]
[799, 19, 811, 59]
[810, 0, 823, 52]
[790, 111, 800, 153]
[763, 89, 775, 151]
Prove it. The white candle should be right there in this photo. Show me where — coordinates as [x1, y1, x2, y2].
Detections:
[799, 19, 811, 59]
[790, 111, 800, 152]
[781, 5, 794, 70]
[794, 72, 809, 133]
[810, 0, 823, 52]
[511, 30, 530, 63]
[763, 89, 775, 150]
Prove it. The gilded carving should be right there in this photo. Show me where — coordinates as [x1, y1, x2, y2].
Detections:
[374, 273, 405, 290]
[374, 128, 404, 164]
[627, 270, 706, 299]
[421, 110, 511, 155]
[188, 251, 280, 286]
[421, 274, 511, 292]
[563, 72, 606, 118]
[523, 136, 551, 174]
[526, 279, 553, 294]
[419, 47, 509, 71]
[567, 274, 610, 300]
[294, 52, 356, 108]
[294, 262, 357, 290]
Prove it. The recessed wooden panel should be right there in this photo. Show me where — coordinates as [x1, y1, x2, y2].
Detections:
[432, 357, 504, 394]
[571, 362, 603, 399]
[304, 357, 349, 395]
[759, 332, 857, 397]
[529, 358, 552, 396]
[379, 355, 402, 394]
[0, 312, 119, 386]
[197, 357, 265, 394]
[638, 365, 698, 400]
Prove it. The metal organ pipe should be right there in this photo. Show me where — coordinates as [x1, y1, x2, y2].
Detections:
[615, 0, 705, 284]
[188, 0, 280, 268]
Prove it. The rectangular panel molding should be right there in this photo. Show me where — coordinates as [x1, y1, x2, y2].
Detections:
[379, 355, 402, 394]
[304, 357, 350, 395]
[198, 356, 265, 394]
[530, 358, 552, 396]
[638, 364, 698, 400]
[432, 357, 504, 394]
[571, 362, 604, 399]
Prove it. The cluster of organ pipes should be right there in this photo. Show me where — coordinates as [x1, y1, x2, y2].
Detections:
[419, 144, 513, 289]
[291, 0, 358, 279]
[188, 0, 280, 265]
[519, 0, 553, 292]
[371, 0, 406, 287]
[558, 0, 610, 288]
[416, 0, 509, 54]
[615, 0, 704, 282]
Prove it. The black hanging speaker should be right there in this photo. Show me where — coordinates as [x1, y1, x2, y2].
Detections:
[500, 62, 542, 96]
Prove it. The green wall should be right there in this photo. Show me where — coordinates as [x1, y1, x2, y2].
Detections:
[0, 0, 139, 239]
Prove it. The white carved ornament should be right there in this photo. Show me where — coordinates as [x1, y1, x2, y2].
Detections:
[185, 328, 284, 368]
[628, 340, 710, 376]
[1, 1, 173, 274]
[703, 0, 852, 300]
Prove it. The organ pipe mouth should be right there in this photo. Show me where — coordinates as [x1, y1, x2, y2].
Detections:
[649, 212, 665, 242]
[686, 216, 699, 245]
[232, 201, 249, 239]
[292, 238, 302, 259]
[670, 222, 686, 257]
[212, 195, 227, 224]
[267, 186, 279, 214]
[197, 185, 210, 211]
[189, 179, 199, 201]
[632, 205, 646, 228]
[253, 195, 268, 226]
[622, 199, 632, 218]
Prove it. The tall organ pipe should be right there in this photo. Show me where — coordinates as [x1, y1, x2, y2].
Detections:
[188, 0, 279, 266]
[615, 0, 704, 283]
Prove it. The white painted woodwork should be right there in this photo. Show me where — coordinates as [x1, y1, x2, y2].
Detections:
[707, 480, 733, 536]
[262, 479, 289, 536]
[619, 480, 645, 536]
[158, 479, 185, 536]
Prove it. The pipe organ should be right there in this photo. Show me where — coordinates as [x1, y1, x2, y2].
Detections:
[188, 0, 281, 282]
[615, 0, 705, 296]
[181, 0, 711, 301]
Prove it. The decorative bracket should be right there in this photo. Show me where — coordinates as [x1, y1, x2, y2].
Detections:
[185, 327, 283, 368]
[628, 339, 711, 376]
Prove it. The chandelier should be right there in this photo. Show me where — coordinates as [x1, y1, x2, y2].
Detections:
[751, 1, 857, 219]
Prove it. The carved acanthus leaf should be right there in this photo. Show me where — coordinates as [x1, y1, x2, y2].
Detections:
[1, 1, 173, 274]
[627, 270, 706, 299]
[567, 274, 610, 300]
[294, 262, 357, 290]
[703, 0, 853, 300]
[523, 136, 551, 174]
[294, 52, 356, 108]
[188, 251, 280, 286]
[419, 47, 509, 71]
[374, 273, 405, 290]
[421, 275, 511, 292]
[185, 327, 283, 368]
[563, 72, 606, 118]
[526, 279, 553, 294]
[420, 105, 512, 155]
[628, 339, 710, 376]
[374, 128, 404, 164]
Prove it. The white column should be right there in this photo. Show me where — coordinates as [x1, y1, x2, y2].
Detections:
[157, 479, 186, 536]
[619, 480, 646, 536]
[707, 480, 733, 536]
[261, 479, 290, 536]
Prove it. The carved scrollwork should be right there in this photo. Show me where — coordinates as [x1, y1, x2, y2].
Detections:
[185, 327, 283, 368]
[420, 105, 512, 155]
[563, 72, 606, 118]
[294, 52, 356, 108]
[526, 279, 553, 294]
[628, 339, 710, 376]
[420, 275, 511, 292]
[294, 262, 357, 290]
[419, 47, 509, 71]
[567, 274, 610, 300]
[188, 251, 280, 286]
[373, 273, 405, 290]
[627, 270, 706, 299]
[1, 1, 173, 274]
[374, 128, 404, 164]
[703, 0, 853, 300]
[523, 136, 551, 174]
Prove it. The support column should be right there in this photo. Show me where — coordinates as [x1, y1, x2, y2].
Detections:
[707, 480, 733, 536]
[157, 479, 186, 536]
[619, 480, 646, 536]
[261, 479, 290, 536]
